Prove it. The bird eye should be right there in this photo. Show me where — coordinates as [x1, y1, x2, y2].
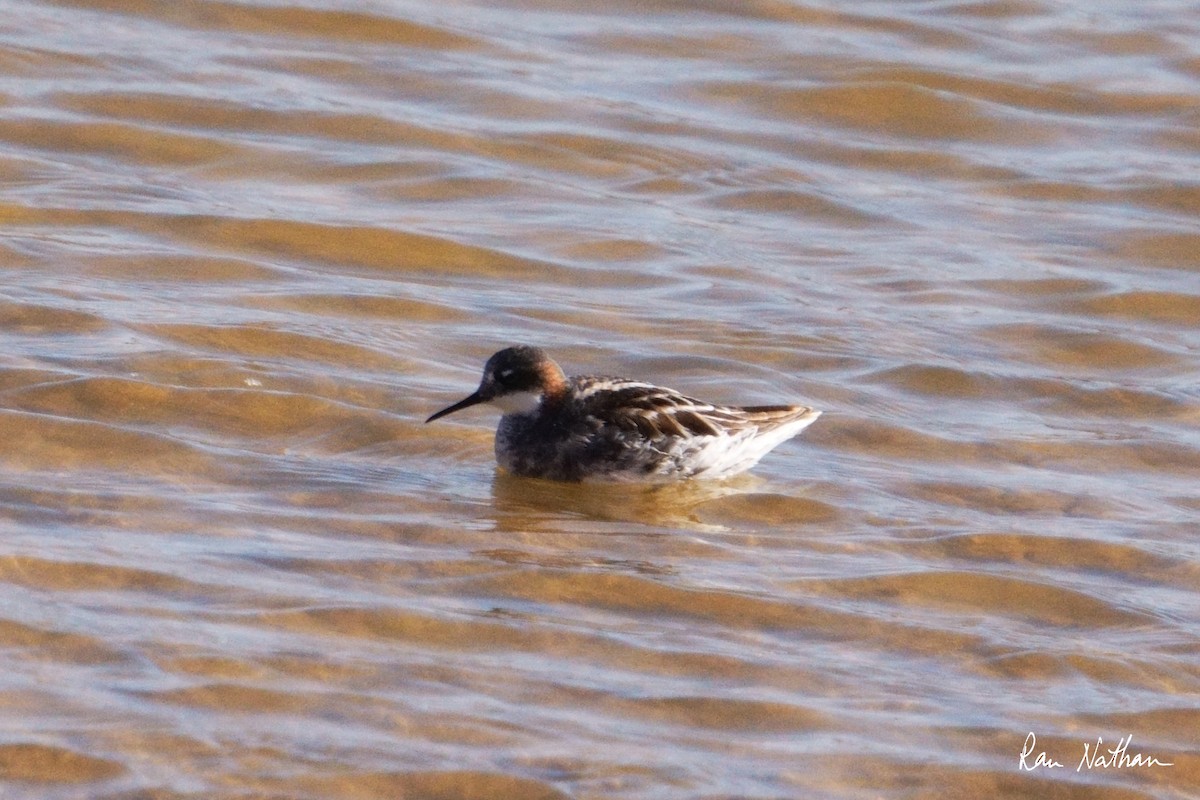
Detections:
[498, 368, 514, 379]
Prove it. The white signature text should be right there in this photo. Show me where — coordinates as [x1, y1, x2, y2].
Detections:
[1019, 732, 1173, 772]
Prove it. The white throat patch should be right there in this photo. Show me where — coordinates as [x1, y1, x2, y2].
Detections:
[492, 390, 542, 416]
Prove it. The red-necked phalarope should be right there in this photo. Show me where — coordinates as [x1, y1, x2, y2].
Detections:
[426, 346, 821, 482]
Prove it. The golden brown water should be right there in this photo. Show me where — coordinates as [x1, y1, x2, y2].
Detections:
[2, 1, 1198, 798]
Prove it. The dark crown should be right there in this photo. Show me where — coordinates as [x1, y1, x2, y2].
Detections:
[483, 345, 551, 393]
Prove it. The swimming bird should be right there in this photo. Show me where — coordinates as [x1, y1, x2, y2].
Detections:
[425, 345, 821, 482]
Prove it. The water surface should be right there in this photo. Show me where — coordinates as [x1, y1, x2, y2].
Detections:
[1, 1, 1199, 798]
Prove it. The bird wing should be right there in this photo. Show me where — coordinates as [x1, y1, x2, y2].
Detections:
[572, 376, 813, 440]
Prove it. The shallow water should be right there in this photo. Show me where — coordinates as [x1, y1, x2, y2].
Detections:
[2, 0, 1199, 798]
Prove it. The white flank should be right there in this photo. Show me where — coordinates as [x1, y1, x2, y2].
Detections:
[690, 409, 822, 479]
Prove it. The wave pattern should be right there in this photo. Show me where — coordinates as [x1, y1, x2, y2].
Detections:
[0, 0, 1198, 798]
